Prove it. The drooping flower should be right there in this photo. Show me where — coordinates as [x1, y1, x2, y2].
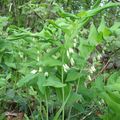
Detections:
[89, 65, 96, 73]
[44, 72, 49, 77]
[97, 54, 102, 60]
[88, 75, 92, 81]
[31, 69, 37, 74]
[63, 64, 70, 72]
[70, 58, 75, 66]
[67, 50, 70, 58]
[39, 67, 42, 72]
[69, 48, 74, 54]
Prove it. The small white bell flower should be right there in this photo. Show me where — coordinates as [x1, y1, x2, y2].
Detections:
[39, 67, 42, 72]
[44, 72, 49, 77]
[97, 54, 102, 60]
[91, 65, 96, 72]
[74, 38, 77, 43]
[70, 58, 75, 66]
[73, 43, 77, 47]
[63, 64, 70, 72]
[69, 48, 74, 54]
[88, 75, 92, 81]
[89, 65, 96, 74]
[31, 69, 37, 74]
[37, 56, 40, 61]
[67, 50, 70, 58]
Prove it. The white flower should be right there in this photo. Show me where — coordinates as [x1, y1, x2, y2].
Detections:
[52, 55, 58, 59]
[69, 48, 74, 54]
[39, 67, 42, 72]
[37, 51, 40, 54]
[89, 65, 96, 74]
[19, 52, 23, 58]
[70, 58, 75, 66]
[91, 65, 96, 72]
[89, 69, 94, 74]
[67, 50, 70, 58]
[37, 56, 40, 61]
[9, 3, 12, 12]
[73, 43, 77, 47]
[31, 69, 37, 74]
[74, 38, 77, 43]
[97, 54, 102, 60]
[63, 64, 70, 72]
[88, 75, 92, 81]
[100, 2, 104, 7]
[44, 72, 49, 77]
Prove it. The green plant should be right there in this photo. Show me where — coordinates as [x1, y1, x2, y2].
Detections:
[0, 1, 120, 120]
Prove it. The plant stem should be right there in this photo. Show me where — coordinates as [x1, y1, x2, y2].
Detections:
[40, 101, 44, 120]
[68, 69, 82, 120]
[45, 92, 49, 120]
[62, 51, 65, 120]
[62, 67, 65, 120]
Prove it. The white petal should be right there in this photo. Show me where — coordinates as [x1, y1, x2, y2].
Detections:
[91, 65, 96, 72]
[67, 50, 70, 58]
[39, 67, 42, 72]
[44, 72, 48, 77]
[31, 70, 37, 74]
[88, 75, 92, 81]
[69, 48, 74, 53]
[70, 58, 75, 66]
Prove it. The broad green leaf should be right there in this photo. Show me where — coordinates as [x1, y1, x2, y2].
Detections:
[37, 75, 46, 94]
[38, 57, 62, 67]
[105, 83, 120, 91]
[110, 22, 120, 32]
[107, 72, 120, 84]
[101, 92, 120, 113]
[42, 76, 66, 88]
[67, 92, 83, 105]
[0, 78, 6, 87]
[98, 17, 106, 33]
[17, 74, 37, 87]
[79, 39, 94, 59]
[88, 23, 103, 45]
[66, 70, 80, 82]
[86, 2, 120, 18]
[94, 75, 104, 92]
[107, 91, 120, 104]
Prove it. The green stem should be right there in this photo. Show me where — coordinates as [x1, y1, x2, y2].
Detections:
[40, 101, 44, 120]
[68, 69, 83, 120]
[45, 92, 49, 120]
[62, 51, 65, 120]
[62, 67, 65, 120]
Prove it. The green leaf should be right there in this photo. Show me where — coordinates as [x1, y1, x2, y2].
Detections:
[87, 2, 120, 18]
[89, 23, 103, 45]
[101, 92, 120, 113]
[98, 17, 106, 33]
[66, 70, 80, 82]
[105, 83, 120, 91]
[110, 22, 120, 32]
[107, 72, 120, 84]
[38, 57, 62, 67]
[79, 39, 94, 59]
[0, 78, 6, 87]
[37, 75, 46, 94]
[17, 74, 37, 87]
[94, 75, 104, 92]
[67, 92, 83, 105]
[107, 91, 120, 104]
[42, 76, 66, 88]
